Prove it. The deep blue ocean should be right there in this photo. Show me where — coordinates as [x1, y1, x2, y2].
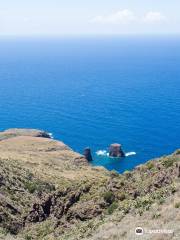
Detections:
[0, 36, 180, 173]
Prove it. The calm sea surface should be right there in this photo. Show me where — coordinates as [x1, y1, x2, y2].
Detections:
[0, 36, 180, 172]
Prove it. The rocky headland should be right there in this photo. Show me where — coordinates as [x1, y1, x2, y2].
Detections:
[0, 129, 179, 240]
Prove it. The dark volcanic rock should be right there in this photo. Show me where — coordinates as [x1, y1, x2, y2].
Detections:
[83, 147, 93, 161]
[109, 143, 125, 157]
[24, 186, 100, 225]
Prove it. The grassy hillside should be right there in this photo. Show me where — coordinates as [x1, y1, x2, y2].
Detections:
[0, 129, 179, 240]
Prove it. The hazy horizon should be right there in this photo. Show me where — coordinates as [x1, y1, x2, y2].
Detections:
[0, 0, 180, 36]
[0, 33, 180, 39]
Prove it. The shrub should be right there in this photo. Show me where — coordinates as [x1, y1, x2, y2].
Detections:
[0, 227, 8, 236]
[174, 149, 180, 155]
[25, 235, 32, 240]
[110, 170, 119, 178]
[146, 161, 154, 170]
[175, 202, 180, 208]
[158, 198, 165, 205]
[103, 191, 115, 204]
[120, 201, 130, 214]
[124, 170, 131, 178]
[118, 193, 126, 201]
[135, 196, 153, 210]
[107, 202, 118, 214]
[162, 158, 174, 168]
[152, 212, 161, 219]
[24, 180, 55, 194]
[170, 184, 177, 193]
[24, 181, 38, 193]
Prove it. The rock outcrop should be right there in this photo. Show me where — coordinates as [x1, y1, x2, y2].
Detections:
[83, 147, 93, 161]
[109, 143, 125, 157]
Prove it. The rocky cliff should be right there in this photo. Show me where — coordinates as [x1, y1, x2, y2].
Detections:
[0, 129, 179, 240]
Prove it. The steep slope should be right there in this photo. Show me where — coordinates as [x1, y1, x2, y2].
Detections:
[0, 129, 179, 240]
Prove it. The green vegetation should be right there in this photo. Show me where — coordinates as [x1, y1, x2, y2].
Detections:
[25, 235, 33, 240]
[162, 157, 175, 168]
[110, 170, 119, 178]
[175, 202, 180, 208]
[152, 212, 161, 219]
[24, 181, 39, 193]
[118, 192, 126, 201]
[134, 196, 153, 211]
[158, 198, 165, 205]
[174, 149, 180, 155]
[103, 191, 115, 204]
[24, 180, 55, 194]
[146, 161, 154, 170]
[107, 202, 118, 214]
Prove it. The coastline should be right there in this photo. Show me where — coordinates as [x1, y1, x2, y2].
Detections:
[0, 128, 179, 239]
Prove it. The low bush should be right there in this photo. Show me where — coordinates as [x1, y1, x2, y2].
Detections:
[103, 191, 115, 204]
[107, 202, 118, 214]
[162, 157, 174, 168]
[146, 161, 154, 170]
[175, 202, 180, 208]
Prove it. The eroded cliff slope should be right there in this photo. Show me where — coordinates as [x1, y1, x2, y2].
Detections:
[0, 129, 179, 240]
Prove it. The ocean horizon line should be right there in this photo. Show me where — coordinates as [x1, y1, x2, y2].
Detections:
[0, 33, 180, 40]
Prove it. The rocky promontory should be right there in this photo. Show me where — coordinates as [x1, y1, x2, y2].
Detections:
[0, 129, 179, 240]
[0, 128, 52, 141]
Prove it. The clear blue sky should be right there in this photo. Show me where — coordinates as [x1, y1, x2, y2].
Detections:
[0, 0, 179, 35]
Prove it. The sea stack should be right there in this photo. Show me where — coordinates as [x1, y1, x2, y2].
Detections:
[83, 147, 93, 161]
[109, 143, 125, 157]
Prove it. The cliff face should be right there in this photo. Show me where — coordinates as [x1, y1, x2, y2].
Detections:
[0, 129, 179, 240]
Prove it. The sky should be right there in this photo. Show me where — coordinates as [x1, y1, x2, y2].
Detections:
[0, 0, 180, 36]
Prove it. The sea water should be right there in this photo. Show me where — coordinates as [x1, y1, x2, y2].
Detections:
[0, 36, 180, 173]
